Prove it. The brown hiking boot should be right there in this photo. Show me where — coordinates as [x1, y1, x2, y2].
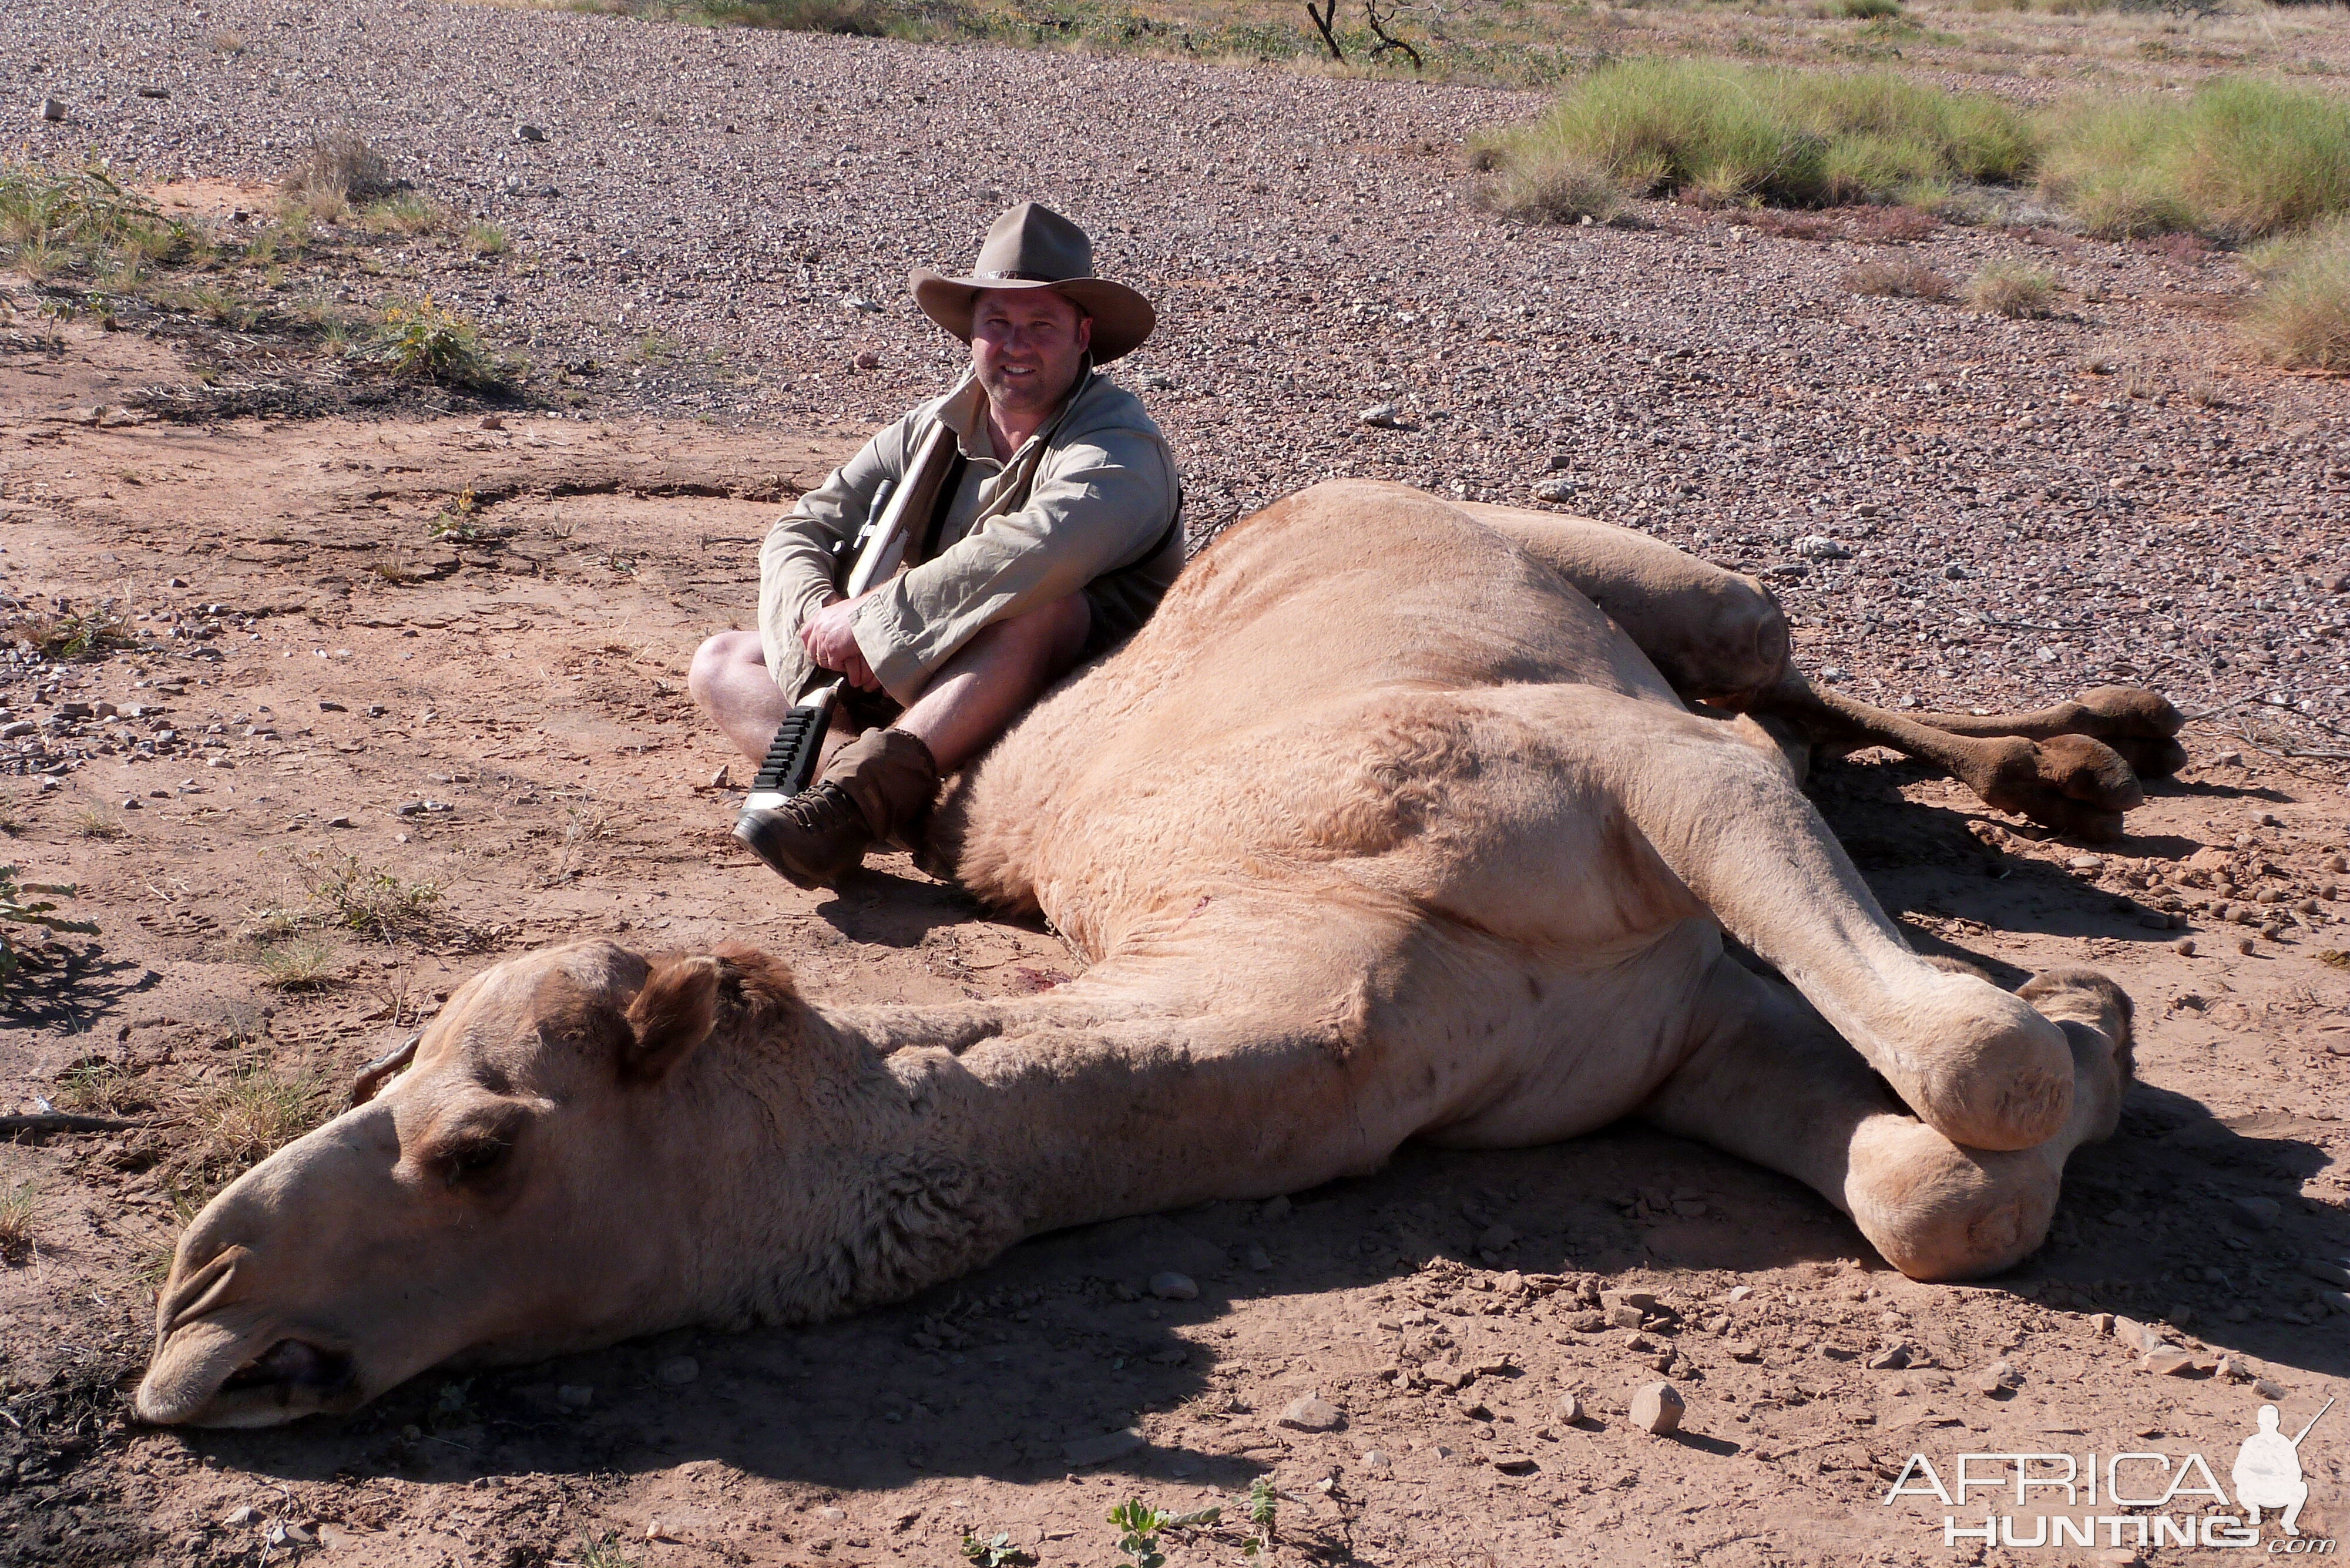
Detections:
[733, 728, 938, 889]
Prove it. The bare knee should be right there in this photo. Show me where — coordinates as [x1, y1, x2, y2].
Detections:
[689, 629, 765, 709]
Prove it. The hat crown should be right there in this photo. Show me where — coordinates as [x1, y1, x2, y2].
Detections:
[972, 202, 1095, 285]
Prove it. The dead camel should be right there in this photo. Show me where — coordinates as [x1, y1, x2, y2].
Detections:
[139, 482, 2156, 1428]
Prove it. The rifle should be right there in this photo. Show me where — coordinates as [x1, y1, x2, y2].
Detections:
[737, 421, 952, 817]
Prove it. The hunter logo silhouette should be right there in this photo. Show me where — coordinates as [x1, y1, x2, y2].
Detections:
[2234, 1398, 2332, 1538]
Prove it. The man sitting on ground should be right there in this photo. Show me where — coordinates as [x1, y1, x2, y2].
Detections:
[689, 203, 1183, 888]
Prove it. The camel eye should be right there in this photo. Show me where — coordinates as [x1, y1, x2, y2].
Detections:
[440, 1137, 511, 1187]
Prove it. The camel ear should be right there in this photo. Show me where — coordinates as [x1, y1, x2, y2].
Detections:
[622, 956, 721, 1083]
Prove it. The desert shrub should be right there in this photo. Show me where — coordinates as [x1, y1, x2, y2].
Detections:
[1840, 0, 1902, 16]
[294, 849, 443, 938]
[1476, 155, 1620, 223]
[1475, 59, 2036, 214]
[2041, 80, 2350, 241]
[2244, 217, 2350, 368]
[1966, 260, 2056, 317]
[1844, 259, 1956, 299]
[281, 127, 395, 220]
[368, 296, 501, 389]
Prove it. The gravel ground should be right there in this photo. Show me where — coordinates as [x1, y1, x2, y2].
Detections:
[6, 0, 2350, 743]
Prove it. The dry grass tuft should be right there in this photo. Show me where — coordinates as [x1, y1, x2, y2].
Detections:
[1843, 259, 1955, 300]
[72, 805, 129, 841]
[0, 1178, 37, 1260]
[1966, 260, 2057, 318]
[281, 127, 396, 221]
[249, 934, 344, 991]
[2244, 217, 2350, 370]
[180, 1062, 327, 1186]
[52, 1057, 151, 1116]
[1475, 155, 1620, 224]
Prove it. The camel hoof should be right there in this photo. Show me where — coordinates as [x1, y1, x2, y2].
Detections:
[2105, 734, 2190, 780]
[2074, 684, 2185, 740]
[1969, 736, 2137, 841]
[1904, 976, 2075, 1151]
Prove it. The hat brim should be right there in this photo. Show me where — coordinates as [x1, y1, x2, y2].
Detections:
[908, 270, 1156, 362]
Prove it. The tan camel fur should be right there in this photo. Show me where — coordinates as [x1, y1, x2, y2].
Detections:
[138, 482, 2147, 1428]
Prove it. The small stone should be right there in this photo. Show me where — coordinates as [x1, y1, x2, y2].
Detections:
[1973, 1359, 2020, 1395]
[1866, 1344, 1911, 1371]
[853, 349, 882, 370]
[710, 765, 731, 790]
[2139, 1348, 2197, 1377]
[556, 1384, 593, 1409]
[1358, 404, 1403, 428]
[1554, 1392, 1584, 1424]
[1725, 1341, 1761, 1361]
[1280, 1395, 1343, 1432]
[1629, 1381, 1684, 1435]
[38, 98, 65, 122]
[1545, 451, 1573, 471]
[1794, 535, 1852, 559]
[137, 85, 170, 99]
[1361, 1448, 1392, 1469]
[2173, 937, 2196, 956]
[1244, 1244, 1272, 1271]
[222, 1506, 258, 1527]
[1491, 1452, 1539, 1473]
[396, 801, 425, 817]
[1533, 478, 1577, 502]
[326, 815, 353, 829]
[1149, 1271, 1198, 1301]
[2302, 1258, 2350, 1288]
[2254, 1378, 2289, 1399]
[842, 294, 883, 313]
[1454, 1392, 1492, 1421]
[2089, 1312, 2115, 1336]
[1942, 562, 1970, 580]
[654, 1355, 699, 1386]
[815, 1505, 847, 1522]
[2234, 1196, 2281, 1230]
[515, 122, 548, 142]
[1605, 1304, 1645, 1331]
[1064, 1428, 1145, 1466]
[2137, 912, 2172, 930]
[2070, 855, 2106, 873]
[2238, 937, 2257, 955]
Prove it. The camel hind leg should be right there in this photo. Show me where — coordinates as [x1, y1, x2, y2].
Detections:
[1642, 959, 2132, 1280]
[1904, 685, 2188, 779]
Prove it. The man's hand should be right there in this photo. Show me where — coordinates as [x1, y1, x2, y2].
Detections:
[800, 593, 881, 691]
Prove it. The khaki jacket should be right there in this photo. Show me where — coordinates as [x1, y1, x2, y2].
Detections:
[758, 367, 1183, 705]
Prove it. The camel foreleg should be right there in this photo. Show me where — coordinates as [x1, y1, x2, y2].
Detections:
[1642, 961, 2131, 1280]
[1740, 674, 2146, 842]
[1902, 684, 2188, 780]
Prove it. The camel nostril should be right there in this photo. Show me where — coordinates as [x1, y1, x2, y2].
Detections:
[220, 1339, 354, 1396]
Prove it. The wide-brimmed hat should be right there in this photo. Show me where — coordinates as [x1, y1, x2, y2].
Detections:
[910, 203, 1156, 362]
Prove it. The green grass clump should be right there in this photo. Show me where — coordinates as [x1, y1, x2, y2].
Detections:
[2244, 217, 2350, 368]
[0, 1178, 38, 1259]
[368, 296, 502, 389]
[0, 160, 187, 275]
[1475, 59, 2035, 211]
[2041, 79, 2350, 241]
[1966, 260, 2057, 317]
[296, 850, 444, 939]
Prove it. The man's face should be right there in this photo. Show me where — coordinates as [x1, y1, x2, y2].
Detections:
[970, 290, 1091, 429]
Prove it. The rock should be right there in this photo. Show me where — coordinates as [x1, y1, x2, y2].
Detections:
[2254, 1378, 2289, 1399]
[1476, 1223, 1517, 1251]
[1600, 1289, 1657, 1313]
[1794, 535, 1852, 559]
[1454, 1392, 1492, 1421]
[1973, 1360, 2020, 1395]
[222, 1506, 258, 1528]
[38, 98, 65, 122]
[327, 815, 353, 829]
[2069, 855, 2106, 873]
[2089, 1312, 2115, 1336]
[556, 1384, 593, 1409]
[2234, 1196, 2281, 1230]
[1244, 1244, 1272, 1271]
[853, 349, 882, 370]
[1725, 1340, 1761, 1361]
[842, 295, 883, 313]
[1491, 1452, 1538, 1473]
[2173, 938, 2196, 956]
[1942, 562, 1970, 580]
[1545, 452, 1573, 471]
[710, 765, 731, 790]
[1361, 1449, 1392, 1469]
[654, 1355, 699, 1386]
[2301, 1257, 2350, 1288]
[1280, 1395, 1343, 1432]
[2140, 1348, 2197, 1377]
[1149, 1271, 1198, 1301]
[1605, 1304, 1645, 1331]
[2238, 937, 2257, 955]
[1866, 1343, 1911, 1371]
[137, 85, 170, 99]
[1358, 403, 1403, 428]
[1628, 1381, 1684, 1435]
[1065, 1428, 1144, 1466]
[1554, 1392, 1584, 1424]
[516, 122, 548, 142]
[1533, 478, 1577, 502]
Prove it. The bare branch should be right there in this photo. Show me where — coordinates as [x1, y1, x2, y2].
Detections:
[1304, 0, 1345, 60]
[1362, 0, 1422, 68]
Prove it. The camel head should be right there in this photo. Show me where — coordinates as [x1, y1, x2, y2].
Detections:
[136, 939, 796, 1428]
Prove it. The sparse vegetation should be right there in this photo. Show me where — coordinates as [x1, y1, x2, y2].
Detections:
[0, 161, 187, 277]
[2041, 79, 2350, 242]
[281, 127, 396, 222]
[463, 220, 510, 257]
[1842, 259, 1956, 300]
[1965, 259, 2057, 317]
[962, 1532, 1028, 1568]
[573, 1532, 640, 1568]
[0, 1178, 38, 1260]
[250, 934, 344, 991]
[370, 296, 504, 389]
[53, 1057, 150, 1116]
[1, 865, 98, 999]
[1107, 1499, 1223, 1568]
[28, 606, 139, 661]
[182, 1060, 327, 1183]
[1475, 153, 1619, 224]
[2244, 216, 2350, 370]
[72, 805, 129, 841]
[361, 193, 440, 236]
[294, 849, 443, 939]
